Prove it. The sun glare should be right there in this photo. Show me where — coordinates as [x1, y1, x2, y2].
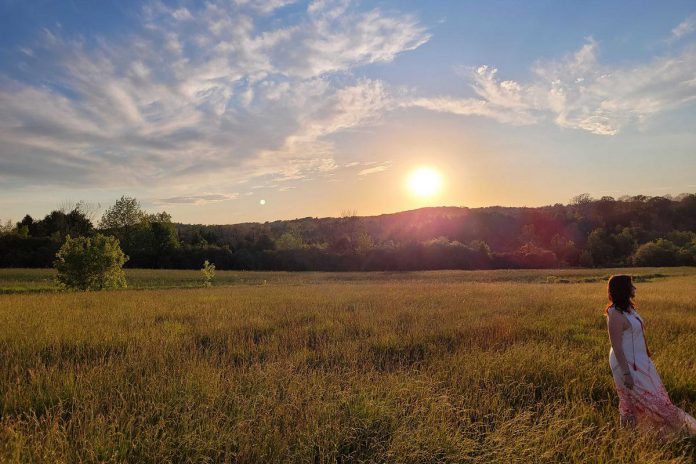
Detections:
[408, 167, 442, 197]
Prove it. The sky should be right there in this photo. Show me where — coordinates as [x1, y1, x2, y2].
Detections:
[1, 0, 695, 225]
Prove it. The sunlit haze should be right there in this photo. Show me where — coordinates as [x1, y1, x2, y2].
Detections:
[1, 1, 695, 224]
[408, 168, 443, 198]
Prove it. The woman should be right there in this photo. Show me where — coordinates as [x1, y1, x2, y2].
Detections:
[606, 274, 696, 434]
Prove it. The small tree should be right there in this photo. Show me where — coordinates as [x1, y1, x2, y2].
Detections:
[201, 260, 216, 287]
[54, 234, 128, 290]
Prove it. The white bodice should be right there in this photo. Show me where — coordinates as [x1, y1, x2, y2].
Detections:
[609, 306, 649, 371]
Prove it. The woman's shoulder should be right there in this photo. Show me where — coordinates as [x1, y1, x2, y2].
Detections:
[606, 305, 625, 319]
[629, 306, 642, 319]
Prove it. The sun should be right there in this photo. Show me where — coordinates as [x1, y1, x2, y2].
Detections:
[408, 167, 442, 197]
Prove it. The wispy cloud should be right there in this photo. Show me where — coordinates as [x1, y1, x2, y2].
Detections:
[672, 14, 696, 40]
[0, 0, 429, 189]
[156, 193, 239, 205]
[234, 0, 298, 15]
[358, 161, 391, 176]
[410, 37, 696, 135]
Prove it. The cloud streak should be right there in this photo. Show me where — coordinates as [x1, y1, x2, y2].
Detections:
[358, 162, 391, 176]
[156, 193, 239, 205]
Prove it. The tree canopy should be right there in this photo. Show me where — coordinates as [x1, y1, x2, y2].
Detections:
[98, 196, 146, 230]
[2, 193, 696, 270]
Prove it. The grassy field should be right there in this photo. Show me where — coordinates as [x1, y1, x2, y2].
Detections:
[0, 267, 681, 294]
[1, 267, 696, 463]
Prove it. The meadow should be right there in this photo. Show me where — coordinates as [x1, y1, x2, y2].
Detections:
[1, 267, 696, 463]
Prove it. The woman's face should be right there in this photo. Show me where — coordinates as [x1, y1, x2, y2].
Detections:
[630, 283, 636, 298]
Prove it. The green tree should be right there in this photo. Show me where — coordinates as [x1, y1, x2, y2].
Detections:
[664, 230, 696, 247]
[150, 219, 180, 251]
[143, 212, 180, 267]
[54, 234, 128, 290]
[586, 228, 614, 267]
[16, 215, 34, 236]
[98, 196, 146, 230]
[677, 240, 696, 266]
[98, 196, 146, 253]
[632, 239, 679, 267]
[276, 231, 307, 250]
[97, 197, 179, 266]
[254, 233, 276, 252]
[611, 227, 637, 264]
[26, 207, 94, 240]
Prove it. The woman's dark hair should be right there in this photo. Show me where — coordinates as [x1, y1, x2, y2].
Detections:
[605, 274, 635, 315]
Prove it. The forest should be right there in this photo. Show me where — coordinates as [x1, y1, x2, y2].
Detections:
[2, 193, 696, 271]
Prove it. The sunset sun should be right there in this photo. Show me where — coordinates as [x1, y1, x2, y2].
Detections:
[408, 167, 443, 197]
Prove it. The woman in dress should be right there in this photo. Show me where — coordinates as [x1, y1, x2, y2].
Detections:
[606, 274, 696, 434]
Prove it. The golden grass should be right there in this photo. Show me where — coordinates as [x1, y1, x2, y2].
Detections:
[1, 268, 696, 463]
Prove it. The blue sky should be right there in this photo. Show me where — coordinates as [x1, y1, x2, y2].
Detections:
[1, 0, 695, 224]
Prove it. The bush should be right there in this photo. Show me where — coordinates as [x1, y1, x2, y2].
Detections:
[54, 234, 128, 290]
[632, 239, 678, 267]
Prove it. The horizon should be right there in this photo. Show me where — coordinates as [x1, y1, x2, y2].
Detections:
[2, 1, 696, 224]
[11, 191, 696, 227]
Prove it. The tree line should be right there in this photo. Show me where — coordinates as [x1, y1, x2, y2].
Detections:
[2, 193, 696, 270]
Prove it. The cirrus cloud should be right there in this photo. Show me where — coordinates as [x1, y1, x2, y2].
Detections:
[0, 0, 429, 193]
[408, 32, 696, 136]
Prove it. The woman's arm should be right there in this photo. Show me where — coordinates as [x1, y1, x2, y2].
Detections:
[607, 309, 634, 389]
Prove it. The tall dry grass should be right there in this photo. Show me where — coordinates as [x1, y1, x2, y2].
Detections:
[1, 268, 696, 462]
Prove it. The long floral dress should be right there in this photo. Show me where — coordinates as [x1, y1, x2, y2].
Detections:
[608, 305, 696, 434]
